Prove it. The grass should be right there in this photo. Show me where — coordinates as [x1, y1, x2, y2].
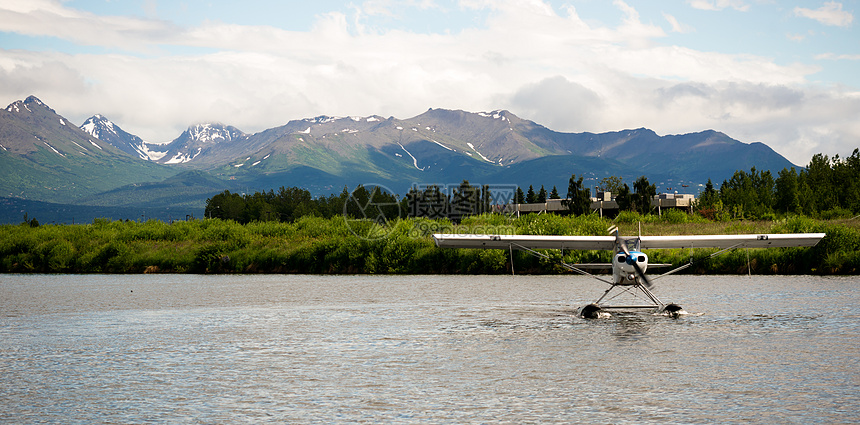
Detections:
[1, 213, 857, 275]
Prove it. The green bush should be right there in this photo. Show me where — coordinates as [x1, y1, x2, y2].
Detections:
[0, 214, 856, 275]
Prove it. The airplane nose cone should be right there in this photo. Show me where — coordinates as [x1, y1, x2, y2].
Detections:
[626, 255, 636, 265]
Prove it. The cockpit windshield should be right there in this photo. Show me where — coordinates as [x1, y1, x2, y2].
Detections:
[624, 238, 640, 251]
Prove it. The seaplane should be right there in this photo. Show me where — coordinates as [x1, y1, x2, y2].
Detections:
[432, 226, 825, 318]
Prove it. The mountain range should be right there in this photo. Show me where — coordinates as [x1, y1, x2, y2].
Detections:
[1, 95, 797, 223]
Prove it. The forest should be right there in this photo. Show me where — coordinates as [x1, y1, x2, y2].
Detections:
[201, 149, 860, 223]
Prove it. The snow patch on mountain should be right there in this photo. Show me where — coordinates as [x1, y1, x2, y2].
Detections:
[43, 141, 64, 157]
[431, 140, 455, 151]
[466, 142, 494, 164]
[165, 147, 203, 164]
[141, 145, 167, 161]
[477, 110, 507, 121]
[187, 123, 239, 143]
[398, 143, 424, 171]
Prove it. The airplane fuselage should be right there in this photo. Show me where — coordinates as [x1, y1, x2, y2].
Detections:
[612, 249, 649, 285]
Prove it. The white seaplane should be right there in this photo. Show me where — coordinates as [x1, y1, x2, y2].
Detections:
[432, 227, 825, 318]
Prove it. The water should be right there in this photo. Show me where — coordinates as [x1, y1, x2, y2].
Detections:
[1, 274, 858, 423]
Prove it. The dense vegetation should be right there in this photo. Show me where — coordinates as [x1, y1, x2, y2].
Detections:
[204, 182, 493, 224]
[6, 149, 859, 275]
[2, 213, 858, 275]
[683, 150, 860, 220]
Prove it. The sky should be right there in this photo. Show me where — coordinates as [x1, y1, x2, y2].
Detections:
[1, 0, 858, 166]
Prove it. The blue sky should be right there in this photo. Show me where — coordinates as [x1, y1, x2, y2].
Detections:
[1, 0, 858, 165]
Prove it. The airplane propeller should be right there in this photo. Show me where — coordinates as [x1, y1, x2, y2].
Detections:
[609, 225, 654, 289]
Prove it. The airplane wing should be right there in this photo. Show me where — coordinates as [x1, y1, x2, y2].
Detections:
[638, 233, 826, 249]
[432, 233, 826, 250]
[432, 234, 615, 250]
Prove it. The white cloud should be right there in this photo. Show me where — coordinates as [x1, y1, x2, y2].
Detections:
[663, 12, 693, 33]
[0, 0, 857, 165]
[687, 0, 750, 12]
[794, 2, 854, 27]
[507, 76, 604, 131]
[816, 53, 860, 60]
[0, 0, 181, 53]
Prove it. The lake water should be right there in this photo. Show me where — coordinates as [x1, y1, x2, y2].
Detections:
[1, 274, 858, 424]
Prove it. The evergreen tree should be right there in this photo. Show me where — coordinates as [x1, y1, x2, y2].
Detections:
[549, 186, 560, 199]
[718, 167, 775, 219]
[526, 185, 536, 204]
[451, 180, 481, 221]
[563, 174, 591, 215]
[832, 149, 860, 213]
[774, 168, 801, 214]
[537, 185, 547, 203]
[697, 179, 719, 210]
[806, 154, 836, 213]
[615, 184, 632, 212]
[632, 176, 656, 215]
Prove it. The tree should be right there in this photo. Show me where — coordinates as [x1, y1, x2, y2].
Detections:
[805, 153, 836, 213]
[515, 187, 525, 204]
[774, 168, 801, 214]
[537, 185, 547, 203]
[563, 174, 591, 215]
[205, 190, 246, 221]
[526, 185, 536, 204]
[599, 176, 624, 195]
[632, 176, 656, 215]
[697, 179, 719, 210]
[549, 186, 560, 199]
[832, 149, 860, 213]
[615, 184, 632, 212]
[718, 167, 775, 219]
[407, 184, 447, 219]
[450, 180, 481, 221]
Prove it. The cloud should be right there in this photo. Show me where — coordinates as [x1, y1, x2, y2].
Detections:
[0, 0, 182, 53]
[794, 2, 854, 27]
[663, 12, 693, 33]
[687, 0, 750, 12]
[0, 57, 89, 101]
[506, 76, 604, 131]
[0, 0, 857, 166]
[815, 53, 860, 60]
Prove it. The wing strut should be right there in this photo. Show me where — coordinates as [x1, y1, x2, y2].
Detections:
[510, 242, 614, 285]
[652, 242, 744, 281]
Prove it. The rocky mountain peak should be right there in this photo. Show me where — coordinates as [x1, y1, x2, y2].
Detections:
[182, 123, 246, 144]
